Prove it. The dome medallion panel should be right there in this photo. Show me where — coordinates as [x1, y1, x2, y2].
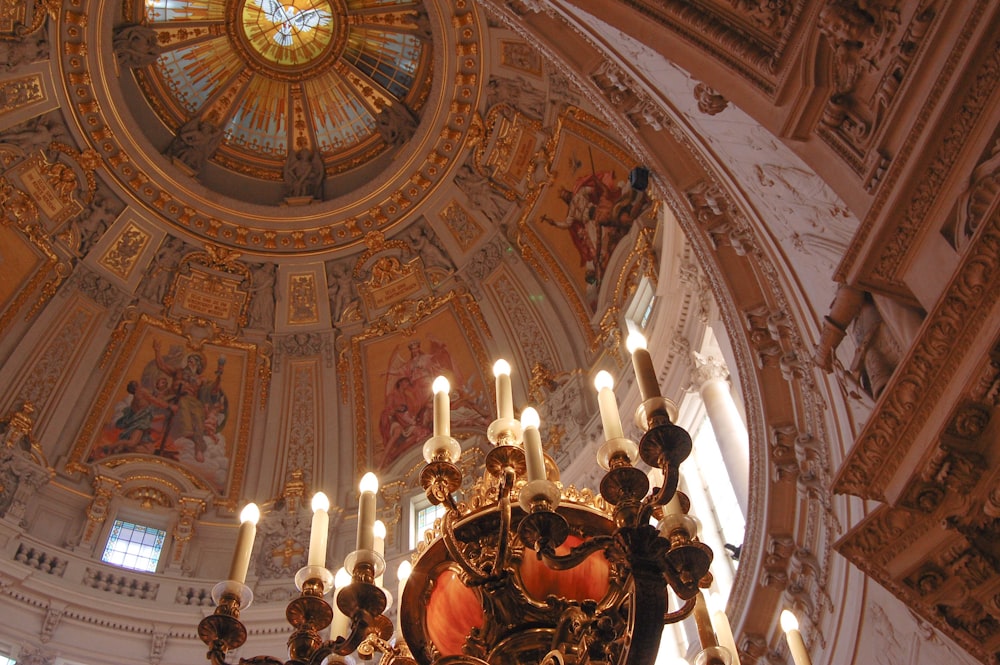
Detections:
[228, 0, 349, 81]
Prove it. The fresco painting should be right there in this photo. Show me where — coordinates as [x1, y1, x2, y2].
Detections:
[365, 307, 490, 470]
[532, 121, 650, 309]
[86, 325, 249, 494]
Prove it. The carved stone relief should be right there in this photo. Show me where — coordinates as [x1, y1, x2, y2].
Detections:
[816, 1, 937, 182]
[0, 73, 45, 119]
[693, 82, 729, 115]
[325, 259, 360, 326]
[112, 24, 161, 69]
[163, 118, 223, 176]
[376, 102, 419, 148]
[0, 25, 50, 71]
[138, 236, 188, 306]
[486, 75, 547, 119]
[837, 334, 1000, 661]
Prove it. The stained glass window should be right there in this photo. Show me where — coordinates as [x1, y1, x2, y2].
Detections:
[101, 520, 167, 573]
[413, 502, 445, 548]
[133, 0, 431, 184]
[241, 0, 336, 67]
[343, 29, 421, 99]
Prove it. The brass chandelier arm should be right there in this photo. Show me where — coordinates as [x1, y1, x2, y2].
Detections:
[206, 641, 233, 665]
[356, 627, 417, 665]
[439, 465, 519, 584]
[317, 612, 380, 660]
[536, 535, 616, 570]
[643, 461, 680, 511]
[440, 500, 491, 583]
[636, 459, 681, 527]
[663, 595, 697, 624]
[493, 466, 515, 575]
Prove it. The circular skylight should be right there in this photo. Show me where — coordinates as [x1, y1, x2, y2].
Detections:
[131, 0, 432, 190]
[240, 0, 338, 69]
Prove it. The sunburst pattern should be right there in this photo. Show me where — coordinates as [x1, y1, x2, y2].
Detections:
[137, 0, 430, 182]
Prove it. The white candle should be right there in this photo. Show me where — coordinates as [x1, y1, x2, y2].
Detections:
[373, 520, 386, 586]
[228, 503, 260, 584]
[397, 560, 412, 613]
[331, 566, 352, 638]
[356, 472, 379, 553]
[308, 492, 330, 568]
[520, 407, 546, 482]
[593, 371, 624, 440]
[709, 594, 741, 665]
[662, 486, 683, 516]
[432, 376, 450, 437]
[626, 331, 661, 402]
[780, 610, 812, 665]
[493, 359, 514, 420]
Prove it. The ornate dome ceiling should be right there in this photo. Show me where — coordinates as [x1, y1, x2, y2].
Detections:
[3, 1, 998, 665]
[127, 0, 431, 197]
[104, 0, 455, 219]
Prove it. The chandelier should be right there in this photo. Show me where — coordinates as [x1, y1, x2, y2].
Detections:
[197, 331, 740, 665]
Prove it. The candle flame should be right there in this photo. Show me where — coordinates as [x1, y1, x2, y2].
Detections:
[360, 471, 379, 494]
[432, 375, 450, 394]
[239, 503, 261, 524]
[625, 330, 648, 353]
[594, 370, 614, 392]
[780, 609, 800, 632]
[520, 406, 540, 429]
[311, 491, 330, 512]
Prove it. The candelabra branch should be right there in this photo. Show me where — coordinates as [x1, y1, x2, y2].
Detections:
[536, 535, 614, 570]
[663, 595, 697, 623]
[420, 460, 462, 507]
[661, 538, 714, 599]
[638, 422, 692, 483]
[644, 459, 681, 509]
[198, 587, 251, 665]
[494, 465, 515, 573]
[326, 591, 388, 657]
[438, 509, 481, 583]
[205, 640, 234, 665]
[358, 625, 417, 665]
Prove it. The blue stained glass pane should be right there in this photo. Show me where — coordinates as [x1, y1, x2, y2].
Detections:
[343, 30, 421, 101]
[101, 519, 167, 573]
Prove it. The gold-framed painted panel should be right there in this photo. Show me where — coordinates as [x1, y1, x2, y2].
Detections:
[346, 291, 491, 474]
[68, 314, 258, 505]
[519, 108, 651, 314]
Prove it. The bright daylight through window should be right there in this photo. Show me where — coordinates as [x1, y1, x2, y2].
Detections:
[101, 520, 167, 573]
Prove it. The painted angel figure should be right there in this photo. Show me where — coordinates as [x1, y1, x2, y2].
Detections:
[378, 339, 455, 468]
[253, 0, 332, 47]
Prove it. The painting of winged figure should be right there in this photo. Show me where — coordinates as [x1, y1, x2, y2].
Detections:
[532, 115, 652, 311]
[86, 329, 246, 494]
[373, 330, 491, 471]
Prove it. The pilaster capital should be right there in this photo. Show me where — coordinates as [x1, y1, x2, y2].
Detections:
[690, 352, 730, 389]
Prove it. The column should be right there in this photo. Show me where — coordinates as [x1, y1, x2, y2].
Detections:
[691, 354, 750, 517]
